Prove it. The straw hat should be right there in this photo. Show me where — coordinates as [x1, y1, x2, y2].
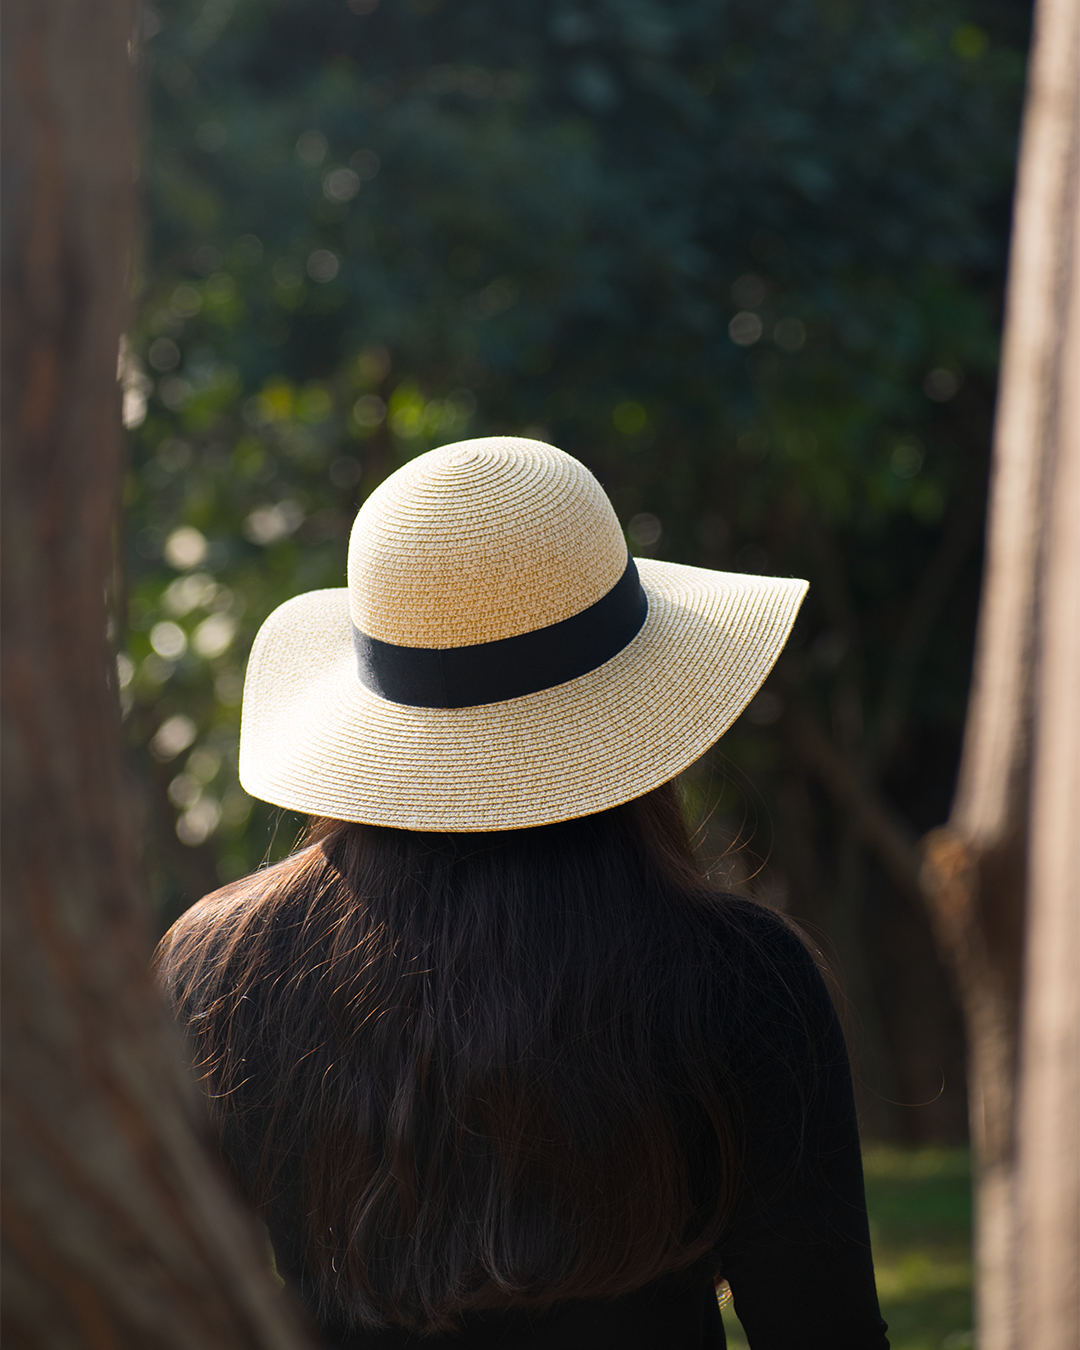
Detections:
[239, 437, 807, 831]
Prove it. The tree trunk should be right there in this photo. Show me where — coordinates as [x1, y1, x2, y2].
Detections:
[0, 3, 311, 1345]
[1013, 31, 1080, 1340]
[920, 0, 1080, 1345]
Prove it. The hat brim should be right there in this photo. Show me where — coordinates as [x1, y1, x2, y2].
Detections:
[238, 560, 807, 832]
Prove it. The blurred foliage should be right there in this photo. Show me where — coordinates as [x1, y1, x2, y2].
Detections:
[865, 1148, 974, 1349]
[125, 0, 1027, 1136]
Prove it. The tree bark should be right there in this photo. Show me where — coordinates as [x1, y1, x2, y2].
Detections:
[920, 0, 1080, 1345]
[0, 3, 311, 1345]
[1013, 34, 1080, 1342]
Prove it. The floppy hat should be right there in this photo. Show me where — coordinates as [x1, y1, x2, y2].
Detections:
[239, 437, 807, 832]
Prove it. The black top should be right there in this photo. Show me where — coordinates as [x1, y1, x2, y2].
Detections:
[262, 901, 889, 1349]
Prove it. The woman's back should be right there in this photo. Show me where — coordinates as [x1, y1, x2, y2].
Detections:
[156, 786, 888, 1348]
[159, 436, 887, 1346]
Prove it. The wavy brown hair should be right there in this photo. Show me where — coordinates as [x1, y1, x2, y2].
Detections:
[155, 782, 772, 1333]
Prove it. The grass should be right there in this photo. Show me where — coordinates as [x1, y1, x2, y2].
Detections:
[722, 1147, 973, 1349]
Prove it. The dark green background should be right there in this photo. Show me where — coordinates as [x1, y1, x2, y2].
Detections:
[123, 0, 1028, 1143]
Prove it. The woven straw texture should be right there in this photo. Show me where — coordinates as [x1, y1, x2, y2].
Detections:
[348, 438, 627, 646]
[240, 438, 808, 832]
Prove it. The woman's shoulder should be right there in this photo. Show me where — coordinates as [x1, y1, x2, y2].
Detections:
[694, 893, 838, 1032]
[166, 843, 325, 937]
[153, 845, 320, 1001]
[159, 869, 266, 956]
[700, 892, 824, 971]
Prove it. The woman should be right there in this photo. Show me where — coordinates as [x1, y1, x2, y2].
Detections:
[156, 438, 889, 1348]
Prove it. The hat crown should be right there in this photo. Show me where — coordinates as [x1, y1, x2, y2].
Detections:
[348, 438, 628, 649]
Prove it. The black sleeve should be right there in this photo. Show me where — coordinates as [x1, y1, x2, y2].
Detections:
[714, 903, 889, 1350]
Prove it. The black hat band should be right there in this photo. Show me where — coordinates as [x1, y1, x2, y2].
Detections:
[351, 554, 648, 709]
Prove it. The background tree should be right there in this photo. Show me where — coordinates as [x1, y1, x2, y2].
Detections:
[922, 0, 1079, 1343]
[0, 1, 310, 1343]
[124, 0, 1029, 1141]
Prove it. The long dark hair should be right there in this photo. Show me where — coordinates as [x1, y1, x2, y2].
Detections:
[155, 783, 773, 1333]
